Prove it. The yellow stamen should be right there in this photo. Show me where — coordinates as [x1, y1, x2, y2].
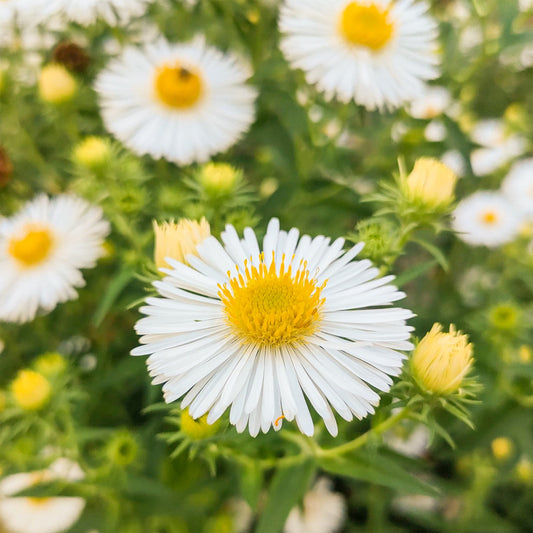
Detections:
[219, 253, 326, 347]
[8, 226, 54, 267]
[481, 211, 498, 225]
[339, 2, 394, 51]
[154, 64, 203, 109]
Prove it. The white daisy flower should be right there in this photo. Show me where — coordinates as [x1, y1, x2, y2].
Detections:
[0, 194, 110, 324]
[95, 38, 257, 166]
[279, 0, 439, 110]
[26, 0, 154, 27]
[132, 218, 413, 437]
[502, 158, 533, 219]
[441, 149, 466, 178]
[284, 478, 346, 533]
[452, 191, 521, 248]
[0, 458, 85, 533]
[409, 86, 451, 120]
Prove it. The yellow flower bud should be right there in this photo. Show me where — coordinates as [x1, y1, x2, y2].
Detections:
[411, 323, 473, 395]
[73, 136, 111, 169]
[33, 352, 67, 377]
[404, 158, 457, 207]
[11, 370, 51, 410]
[516, 458, 533, 484]
[38, 64, 77, 103]
[180, 408, 220, 440]
[153, 218, 210, 271]
[519, 345, 532, 363]
[491, 437, 513, 461]
[199, 163, 240, 196]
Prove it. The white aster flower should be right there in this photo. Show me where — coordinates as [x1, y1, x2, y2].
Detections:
[279, 0, 439, 110]
[409, 86, 451, 120]
[501, 158, 533, 219]
[441, 150, 466, 178]
[452, 191, 521, 248]
[284, 478, 346, 533]
[28, 0, 154, 26]
[0, 458, 85, 533]
[95, 37, 257, 166]
[0, 194, 110, 323]
[132, 218, 413, 437]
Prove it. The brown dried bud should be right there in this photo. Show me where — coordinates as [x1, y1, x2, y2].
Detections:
[0, 147, 13, 187]
[52, 42, 90, 73]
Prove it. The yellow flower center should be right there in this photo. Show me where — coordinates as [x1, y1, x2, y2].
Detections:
[339, 2, 394, 50]
[11, 370, 51, 411]
[154, 64, 203, 109]
[8, 226, 54, 267]
[219, 253, 326, 347]
[481, 211, 498, 225]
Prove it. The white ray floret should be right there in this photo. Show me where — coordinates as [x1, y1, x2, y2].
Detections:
[0, 194, 110, 323]
[133, 218, 413, 437]
[501, 158, 533, 219]
[279, 0, 439, 110]
[95, 37, 257, 165]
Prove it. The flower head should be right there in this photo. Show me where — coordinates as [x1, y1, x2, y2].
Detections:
[502, 158, 533, 220]
[153, 218, 211, 270]
[403, 158, 457, 208]
[452, 191, 521, 248]
[33, 352, 67, 377]
[0, 194, 110, 323]
[11, 369, 51, 410]
[133, 218, 412, 437]
[73, 137, 111, 169]
[491, 437, 513, 461]
[198, 163, 241, 197]
[38, 64, 77, 104]
[95, 38, 257, 165]
[411, 323, 473, 395]
[181, 408, 221, 440]
[279, 0, 439, 110]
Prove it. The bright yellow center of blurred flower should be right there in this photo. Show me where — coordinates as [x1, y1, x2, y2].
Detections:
[153, 218, 211, 270]
[340, 2, 394, 50]
[481, 211, 498, 225]
[491, 437, 513, 461]
[11, 370, 51, 410]
[219, 253, 326, 347]
[8, 226, 54, 267]
[411, 323, 473, 395]
[154, 64, 203, 109]
[405, 158, 457, 207]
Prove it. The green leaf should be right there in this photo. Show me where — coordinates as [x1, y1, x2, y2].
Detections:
[395, 259, 438, 287]
[412, 238, 449, 271]
[239, 461, 263, 511]
[318, 453, 438, 496]
[92, 267, 135, 327]
[255, 460, 315, 533]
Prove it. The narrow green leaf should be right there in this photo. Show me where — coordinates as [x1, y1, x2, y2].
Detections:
[318, 454, 438, 496]
[395, 259, 438, 287]
[255, 460, 315, 533]
[92, 267, 135, 326]
[239, 461, 263, 511]
[412, 238, 449, 271]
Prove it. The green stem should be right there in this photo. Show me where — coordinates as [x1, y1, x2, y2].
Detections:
[317, 406, 412, 458]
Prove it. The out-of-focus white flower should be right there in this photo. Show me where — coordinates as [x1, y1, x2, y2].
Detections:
[384, 423, 430, 458]
[0, 458, 85, 533]
[452, 191, 521, 247]
[392, 494, 440, 514]
[409, 86, 451, 120]
[284, 478, 346, 533]
[424, 120, 447, 142]
[441, 150, 466, 178]
[279, 0, 439, 110]
[501, 158, 533, 219]
[96, 37, 257, 165]
[469, 119, 527, 176]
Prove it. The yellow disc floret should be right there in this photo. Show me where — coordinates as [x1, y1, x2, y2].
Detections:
[11, 370, 51, 410]
[219, 253, 326, 347]
[8, 226, 54, 267]
[340, 2, 394, 51]
[154, 64, 203, 109]
[411, 323, 473, 395]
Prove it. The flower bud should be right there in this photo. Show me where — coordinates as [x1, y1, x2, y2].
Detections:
[73, 137, 111, 169]
[11, 369, 51, 410]
[198, 163, 240, 197]
[52, 41, 90, 73]
[153, 218, 210, 271]
[491, 437, 513, 461]
[105, 429, 140, 467]
[411, 323, 473, 395]
[33, 352, 67, 377]
[180, 408, 220, 440]
[38, 64, 77, 104]
[404, 158, 457, 208]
